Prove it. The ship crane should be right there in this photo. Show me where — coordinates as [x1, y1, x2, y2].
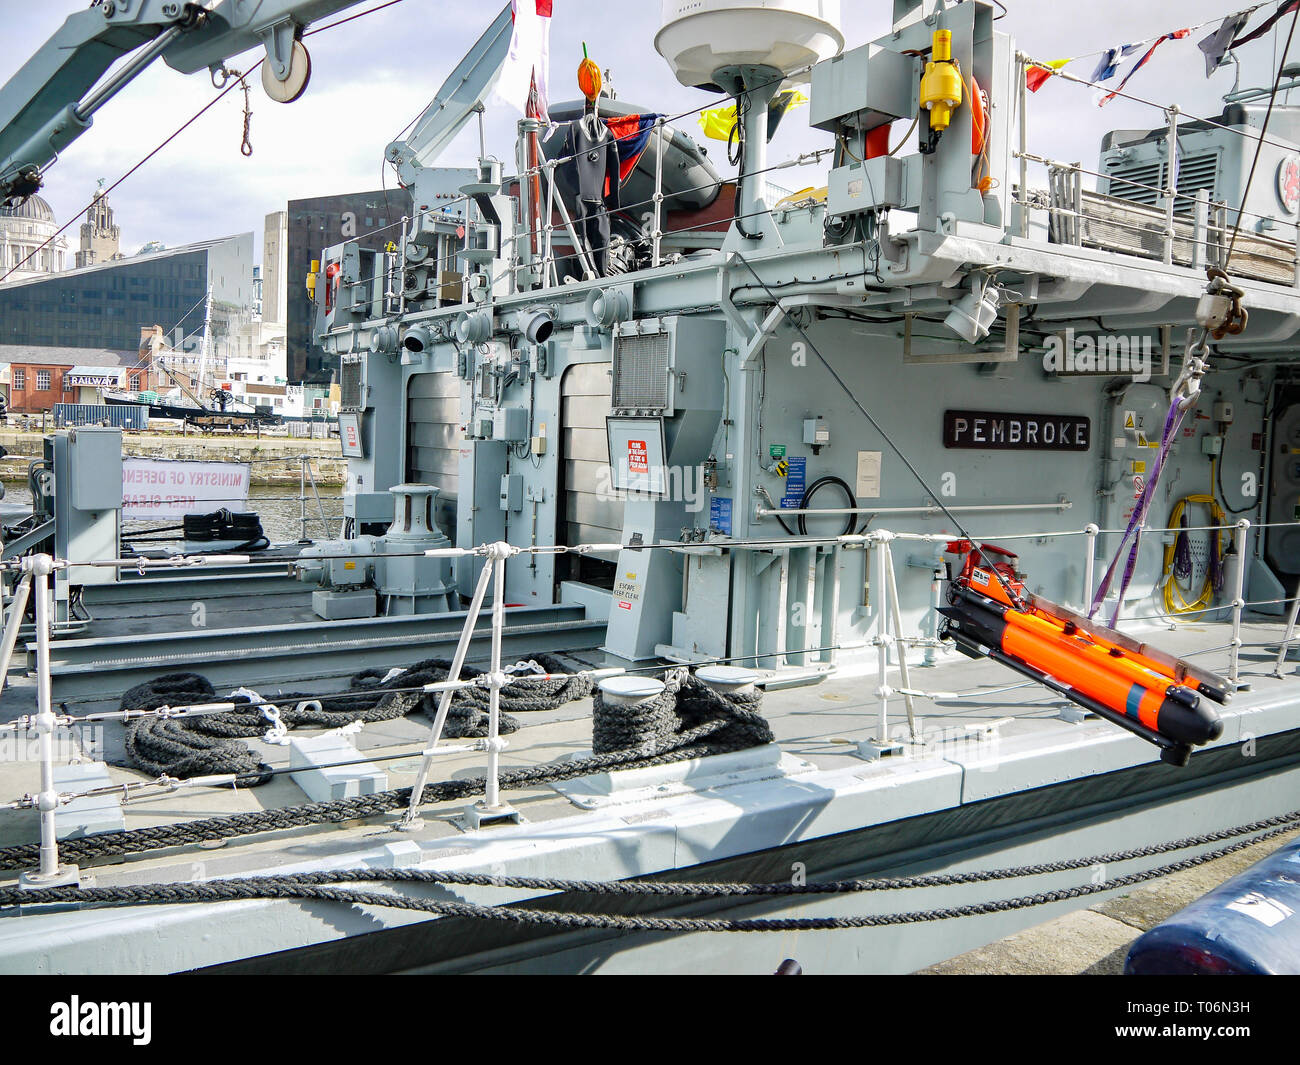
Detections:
[0, 0, 382, 205]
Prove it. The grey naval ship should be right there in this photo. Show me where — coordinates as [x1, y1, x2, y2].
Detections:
[0, 0, 1298, 975]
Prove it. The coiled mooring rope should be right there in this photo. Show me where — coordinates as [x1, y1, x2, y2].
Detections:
[593, 672, 772, 755]
[0, 681, 776, 870]
[119, 653, 596, 783]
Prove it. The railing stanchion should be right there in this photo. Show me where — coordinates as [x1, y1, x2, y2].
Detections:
[868, 534, 896, 753]
[299, 455, 308, 542]
[0, 573, 32, 693]
[652, 117, 665, 268]
[1229, 519, 1251, 687]
[1083, 522, 1099, 610]
[20, 555, 79, 889]
[1274, 590, 1300, 679]
[467, 541, 519, 828]
[399, 553, 495, 829]
[882, 540, 919, 743]
[1163, 105, 1179, 265]
[1018, 52, 1029, 238]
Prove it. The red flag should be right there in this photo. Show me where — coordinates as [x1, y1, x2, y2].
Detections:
[1026, 58, 1071, 93]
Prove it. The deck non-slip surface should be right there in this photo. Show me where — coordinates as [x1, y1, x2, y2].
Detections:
[1, 610, 1295, 863]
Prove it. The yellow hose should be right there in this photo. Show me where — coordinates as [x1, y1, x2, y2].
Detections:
[1161, 477, 1227, 617]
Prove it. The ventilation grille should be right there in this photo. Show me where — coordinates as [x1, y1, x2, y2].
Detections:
[340, 359, 364, 411]
[1105, 151, 1220, 217]
[612, 331, 671, 410]
[1176, 152, 1220, 212]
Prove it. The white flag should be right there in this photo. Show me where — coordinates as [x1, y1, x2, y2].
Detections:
[491, 0, 552, 124]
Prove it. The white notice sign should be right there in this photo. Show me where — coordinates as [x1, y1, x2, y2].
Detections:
[856, 451, 882, 499]
[122, 458, 251, 520]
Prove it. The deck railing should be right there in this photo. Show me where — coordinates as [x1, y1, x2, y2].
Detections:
[0, 514, 1296, 886]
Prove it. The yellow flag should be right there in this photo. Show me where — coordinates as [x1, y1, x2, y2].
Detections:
[699, 90, 808, 142]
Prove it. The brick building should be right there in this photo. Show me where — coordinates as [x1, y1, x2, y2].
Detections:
[0, 344, 155, 413]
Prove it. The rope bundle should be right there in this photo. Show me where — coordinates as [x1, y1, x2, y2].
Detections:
[118, 654, 594, 782]
[593, 673, 773, 755]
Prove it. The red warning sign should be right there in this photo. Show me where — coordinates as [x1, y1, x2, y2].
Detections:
[628, 439, 648, 475]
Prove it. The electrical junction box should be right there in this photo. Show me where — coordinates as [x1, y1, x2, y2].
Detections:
[344, 492, 393, 526]
[1202, 435, 1224, 457]
[1214, 402, 1235, 423]
[500, 473, 523, 512]
[828, 156, 918, 217]
[810, 44, 916, 134]
[493, 406, 529, 442]
[803, 418, 830, 448]
[326, 555, 371, 587]
[68, 428, 123, 511]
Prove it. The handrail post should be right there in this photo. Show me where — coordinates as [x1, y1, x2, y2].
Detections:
[0, 572, 32, 693]
[19, 555, 79, 889]
[305, 457, 332, 539]
[859, 533, 904, 759]
[399, 552, 496, 830]
[1274, 589, 1300, 679]
[542, 159, 557, 287]
[882, 540, 919, 743]
[1163, 105, 1179, 265]
[652, 117, 665, 268]
[299, 455, 308, 543]
[1018, 52, 1029, 238]
[398, 214, 409, 316]
[1229, 519, 1250, 687]
[1083, 522, 1099, 610]
[466, 541, 520, 828]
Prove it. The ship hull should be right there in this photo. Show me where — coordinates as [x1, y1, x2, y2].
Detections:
[180, 726, 1300, 976]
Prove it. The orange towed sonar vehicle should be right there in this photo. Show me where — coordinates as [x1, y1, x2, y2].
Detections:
[938, 541, 1227, 767]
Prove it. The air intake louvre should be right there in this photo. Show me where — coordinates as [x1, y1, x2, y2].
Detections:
[612, 331, 671, 410]
[1105, 151, 1220, 217]
[1105, 159, 1162, 208]
[340, 359, 364, 411]
[1175, 152, 1220, 215]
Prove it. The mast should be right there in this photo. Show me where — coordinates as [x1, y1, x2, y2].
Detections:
[196, 285, 212, 398]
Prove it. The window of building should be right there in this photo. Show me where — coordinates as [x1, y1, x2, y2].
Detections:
[129, 373, 140, 390]
[35, 370, 51, 390]
[12, 369, 24, 390]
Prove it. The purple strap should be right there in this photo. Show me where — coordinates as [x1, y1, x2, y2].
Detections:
[1089, 400, 1188, 626]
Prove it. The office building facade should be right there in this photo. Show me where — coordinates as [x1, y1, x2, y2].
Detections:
[0, 232, 254, 352]
[283, 189, 411, 383]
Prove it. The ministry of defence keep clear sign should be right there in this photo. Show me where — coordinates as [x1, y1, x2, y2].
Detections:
[122, 458, 251, 520]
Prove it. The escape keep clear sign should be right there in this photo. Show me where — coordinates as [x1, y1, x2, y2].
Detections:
[122, 458, 251, 520]
[627, 439, 649, 475]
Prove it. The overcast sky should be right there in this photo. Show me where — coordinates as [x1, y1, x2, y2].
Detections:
[0, 0, 1289, 262]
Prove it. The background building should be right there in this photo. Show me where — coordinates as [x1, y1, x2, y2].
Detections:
[283, 189, 412, 383]
[262, 210, 287, 327]
[0, 195, 70, 281]
[0, 232, 255, 352]
[0, 344, 155, 413]
[75, 188, 123, 268]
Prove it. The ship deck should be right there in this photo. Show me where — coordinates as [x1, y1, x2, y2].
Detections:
[0, 602, 1297, 974]
[0, 607, 1295, 856]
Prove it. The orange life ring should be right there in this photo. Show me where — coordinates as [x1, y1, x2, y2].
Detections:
[969, 74, 987, 156]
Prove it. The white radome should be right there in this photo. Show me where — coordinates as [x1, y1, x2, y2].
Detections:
[655, 0, 845, 88]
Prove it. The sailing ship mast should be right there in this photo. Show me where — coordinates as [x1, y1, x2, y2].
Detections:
[196, 285, 212, 395]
